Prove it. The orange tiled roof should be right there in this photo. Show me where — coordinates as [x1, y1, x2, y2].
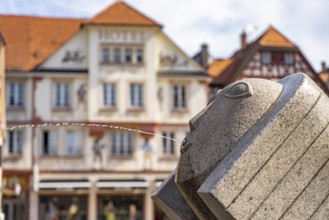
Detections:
[208, 59, 234, 77]
[86, 1, 161, 27]
[259, 26, 295, 48]
[0, 15, 82, 71]
[320, 73, 329, 82]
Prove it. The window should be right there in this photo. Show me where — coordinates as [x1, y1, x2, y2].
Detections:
[42, 130, 57, 156]
[173, 84, 186, 109]
[54, 82, 70, 108]
[66, 131, 82, 156]
[100, 45, 144, 65]
[103, 83, 116, 107]
[102, 47, 110, 62]
[284, 53, 294, 64]
[162, 132, 175, 155]
[130, 83, 143, 107]
[261, 52, 271, 64]
[113, 48, 121, 63]
[136, 48, 144, 63]
[8, 130, 23, 155]
[125, 48, 132, 63]
[7, 82, 24, 108]
[272, 52, 284, 64]
[110, 131, 133, 156]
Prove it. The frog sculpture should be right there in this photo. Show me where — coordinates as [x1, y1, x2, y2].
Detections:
[152, 73, 329, 220]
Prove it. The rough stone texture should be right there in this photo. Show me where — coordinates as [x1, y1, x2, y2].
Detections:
[152, 73, 329, 220]
[225, 94, 329, 219]
[251, 123, 329, 219]
[176, 78, 283, 219]
[151, 171, 198, 220]
[281, 160, 329, 220]
[310, 195, 329, 220]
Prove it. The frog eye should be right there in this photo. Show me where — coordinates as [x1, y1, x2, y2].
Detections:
[180, 136, 192, 154]
[224, 82, 253, 99]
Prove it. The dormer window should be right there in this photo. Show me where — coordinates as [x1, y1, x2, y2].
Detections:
[284, 53, 294, 64]
[261, 52, 271, 64]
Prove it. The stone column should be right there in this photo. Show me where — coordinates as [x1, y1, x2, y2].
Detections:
[29, 190, 38, 220]
[88, 178, 98, 220]
[145, 178, 155, 220]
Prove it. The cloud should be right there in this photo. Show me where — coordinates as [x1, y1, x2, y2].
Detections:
[0, 0, 328, 71]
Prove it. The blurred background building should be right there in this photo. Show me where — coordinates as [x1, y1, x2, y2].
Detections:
[0, 1, 209, 220]
[194, 26, 329, 98]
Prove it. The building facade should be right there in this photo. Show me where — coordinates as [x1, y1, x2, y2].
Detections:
[0, 2, 209, 220]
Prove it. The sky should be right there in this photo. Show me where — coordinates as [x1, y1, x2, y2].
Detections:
[1, 0, 328, 72]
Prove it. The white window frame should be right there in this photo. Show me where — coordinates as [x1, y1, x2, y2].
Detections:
[41, 130, 58, 156]
[66, 130, 83, 156]
[113, 47, 122, 63]
[129, 83, 143, 108]
[172, 84, 187, 109]
[284, 52, 294, 65]
[7, 130, 23, 155]
[7, 82, 24, 108]
[162, 132, 175, 156]
[261, 51, 271, 64]
[53, 82, 71, 108]
[110, 131, 133, 157]
[102, 47, 110, 63]
[103, 83, 116, 107]
[135, 48, 144, 64]
[125, 48, 133, 63]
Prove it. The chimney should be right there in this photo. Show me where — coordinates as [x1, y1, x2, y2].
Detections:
[200, 43, 209, 68]
[321, 61, 327, 73]
[241, 31, 247, 49]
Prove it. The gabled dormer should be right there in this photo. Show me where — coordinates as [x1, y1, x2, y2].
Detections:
[208, 26, 329, 95]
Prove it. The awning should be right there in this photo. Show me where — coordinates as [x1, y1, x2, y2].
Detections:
[38, 180, 91, 189]
[97, 180, 149, 189]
